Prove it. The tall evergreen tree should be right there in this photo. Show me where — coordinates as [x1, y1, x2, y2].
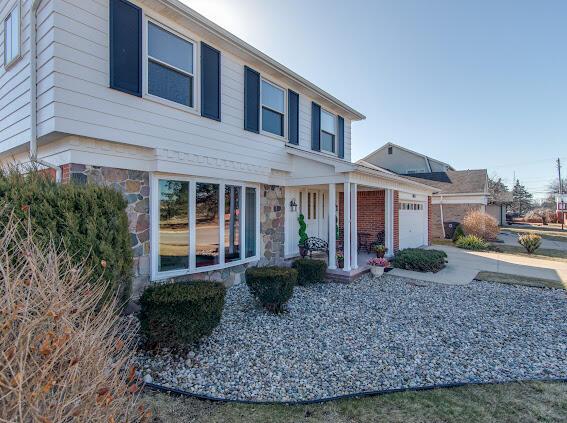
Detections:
[512, 179, 534, 215]
[488, 175, 509, 203]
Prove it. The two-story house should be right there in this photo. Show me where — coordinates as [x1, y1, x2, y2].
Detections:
[0, 0, 436, 296]
[361, 143, 489, 238]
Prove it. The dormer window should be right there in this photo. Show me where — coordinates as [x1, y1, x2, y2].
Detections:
[320, 109, 336, 153]
[261, 79, 285, 137]
[3, 1, 20, 67]
[147, 21, 195, 107]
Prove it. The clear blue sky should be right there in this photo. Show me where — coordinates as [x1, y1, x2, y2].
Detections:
[183, 0, 566, 200]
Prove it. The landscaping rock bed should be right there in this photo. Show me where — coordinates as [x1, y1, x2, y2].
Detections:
[135, 275, 567, 402]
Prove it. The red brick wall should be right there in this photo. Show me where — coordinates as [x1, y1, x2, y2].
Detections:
[428, 196, 432, 245]
[338, 190, 386, 245]
[393, 191, 399, 252]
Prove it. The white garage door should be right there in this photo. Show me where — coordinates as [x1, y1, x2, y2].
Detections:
[399, 201, 427, 249]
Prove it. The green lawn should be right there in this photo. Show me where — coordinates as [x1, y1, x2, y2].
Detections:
[475, 271, 566, 290]
[144, 381, 567, 423]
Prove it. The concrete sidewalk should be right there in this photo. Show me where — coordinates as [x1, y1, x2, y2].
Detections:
[389, 245, 567, 285]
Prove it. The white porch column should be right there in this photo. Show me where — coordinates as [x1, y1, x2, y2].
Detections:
[328, 183, 337, 270]
[343, 182, 351, 272]
[385, 189, 394, 258]
[350, 183, 358, 269]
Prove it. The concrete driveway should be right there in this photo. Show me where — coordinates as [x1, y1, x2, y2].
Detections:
[389, 244, 567, 285]
[498, 231, 567, 251]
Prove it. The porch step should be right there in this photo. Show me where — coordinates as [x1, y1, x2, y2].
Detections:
[326, 266, 370, 283]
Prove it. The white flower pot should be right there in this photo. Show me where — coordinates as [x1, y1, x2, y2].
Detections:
[370, 266, 384, 277]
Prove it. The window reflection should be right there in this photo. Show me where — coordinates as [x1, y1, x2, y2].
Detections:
[159, 180, 189, 271]
[225, 185, 241, 262]
[196, 183, 220, 267]
[245, 187, 257, 258]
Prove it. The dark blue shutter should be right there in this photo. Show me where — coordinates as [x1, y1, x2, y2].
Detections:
[288, 90, 299, 144]
[244, 66, 260, 133]
[338, 116, 345, 159]
[109, 0, 142, 97]
[311, 102, 321, 151]
[201, 42, 221, 121]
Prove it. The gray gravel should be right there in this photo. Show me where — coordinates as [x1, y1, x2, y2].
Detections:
[136, 275, 567, 401]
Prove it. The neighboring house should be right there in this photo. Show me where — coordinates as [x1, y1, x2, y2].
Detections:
[486, 191, 513, 226]
[361, 143, 489, 239]
[0, 0, 435, 296]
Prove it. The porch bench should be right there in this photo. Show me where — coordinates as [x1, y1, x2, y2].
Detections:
[305, 237, 329, 258]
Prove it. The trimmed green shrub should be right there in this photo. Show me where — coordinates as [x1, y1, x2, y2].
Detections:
[452, 224, 465, 242]
[456, 234, 489, 251]
[139, 280, 226, 349]
[0, 168, 132, 303]
[245, 267, 297, 313]
[292, 259, 326, 285]
[391, 248, 447, 273]
[518, 233, 542, 254]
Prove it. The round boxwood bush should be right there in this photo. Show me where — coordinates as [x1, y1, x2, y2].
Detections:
[391, 248, 447, 273]
[245, 267, 297, 313]
[456, 234, 489, 251]
[292, 259, 326, 285]
[139, 280, 226, 349]
[452, 224, 466, 242]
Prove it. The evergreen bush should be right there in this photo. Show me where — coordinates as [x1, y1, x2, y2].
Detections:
[292, 259, 327, 285]
[0, 168, 132, 302]
[245, 267, 297, 313]
[139, 281, 226, 349]
[391, 248, 447, 273]
[518, 233, 542, 254]
[452, 224, 466, 242]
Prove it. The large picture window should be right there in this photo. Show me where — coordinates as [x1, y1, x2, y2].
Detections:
[261, 79, 285, 137]
[155, 178, 258, 278]
[148, 22, 194, 107]
[159, 180, 189, 272]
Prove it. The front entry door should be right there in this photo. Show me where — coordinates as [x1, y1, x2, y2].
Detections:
[301, 190, 328, 241]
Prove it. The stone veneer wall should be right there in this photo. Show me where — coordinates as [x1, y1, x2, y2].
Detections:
[260, 185, 285, 266]
[63, 164, 151, 297]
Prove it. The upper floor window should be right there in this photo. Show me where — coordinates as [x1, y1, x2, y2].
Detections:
[320, 109, 336, 153]
[388, 146, 393, 154]
[261, 79, 285, 137]
[3, 1, 20, 67]
[147, 22, 194, 107]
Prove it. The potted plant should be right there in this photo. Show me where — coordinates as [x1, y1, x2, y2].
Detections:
[373, 244, 388, 258]
[298, 214, 308, 258]
[367, 258, 389, 277]
[336, 251, 344, 269]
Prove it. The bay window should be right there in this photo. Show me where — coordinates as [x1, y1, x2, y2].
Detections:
[261, 79, 285, 137]
[147, 21, 194, 107]
[320, 109, 336, 153]
[154, 177, 258, 278]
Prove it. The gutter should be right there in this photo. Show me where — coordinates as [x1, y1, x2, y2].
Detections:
[30, 0, 61, 182]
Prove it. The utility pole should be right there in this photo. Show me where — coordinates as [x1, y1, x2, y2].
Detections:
[558, 158, 564, 230]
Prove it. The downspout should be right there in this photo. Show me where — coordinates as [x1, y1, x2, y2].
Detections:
[439, 195, 446, 239]
[29, 0, 62, 182]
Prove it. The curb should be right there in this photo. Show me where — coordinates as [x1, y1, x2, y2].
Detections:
[144, 377, 567, 405]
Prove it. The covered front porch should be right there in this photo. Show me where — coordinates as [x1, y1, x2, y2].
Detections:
[284, 181, 398, 274]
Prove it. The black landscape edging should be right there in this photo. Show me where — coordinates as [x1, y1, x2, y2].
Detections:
[144, 377, 567, 405]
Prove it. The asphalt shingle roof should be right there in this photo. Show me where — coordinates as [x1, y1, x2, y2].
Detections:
[401, 169, 488, 194]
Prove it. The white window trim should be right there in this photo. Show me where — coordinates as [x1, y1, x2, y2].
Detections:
[320, 107, 337, 155]
[3, 1, 21, 69]
[260, 77, 287, 140]
[150, 174, 261, 281]
[143, 16, 200, 115]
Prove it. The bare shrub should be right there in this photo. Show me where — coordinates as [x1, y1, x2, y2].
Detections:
[525, 208, 557, 225]
[0, 214, 149, 422]
[462, 210, 500, 241]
